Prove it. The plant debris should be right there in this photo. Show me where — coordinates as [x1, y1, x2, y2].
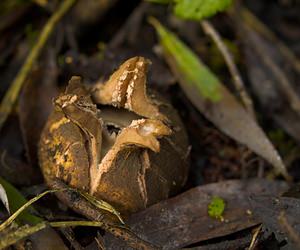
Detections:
[0, 0, 299, 249]
[103, 179, 288, 248]
[150, 18, 290, 180]
[249, 195, 300, 249]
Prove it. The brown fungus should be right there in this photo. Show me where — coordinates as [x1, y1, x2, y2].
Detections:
[39, 56, 190, 215]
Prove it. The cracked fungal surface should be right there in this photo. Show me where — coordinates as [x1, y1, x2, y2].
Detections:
[39, 56, 190, 214]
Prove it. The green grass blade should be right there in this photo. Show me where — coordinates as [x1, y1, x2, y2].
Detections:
[0, 189, 60, 231]
[149, 17, 222, 102]
[149, 18, 290, 180]
[78, 191, 124, 224]
[0, 177, 42, 225]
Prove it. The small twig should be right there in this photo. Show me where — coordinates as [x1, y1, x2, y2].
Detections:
[95, 233, 106, 250]
[248, 224, 262, 250]
[237, 19, 300, 116]
[200, 20, 255, 118]
[278, 211, 300, 249]
[239, 7, 300, 74]
[60, 227, 83, 250]
[229, 5, 300, 115]
[0, 0, 76, 131]
[258, 48, 300, 114]
[51, 179, 159, 250]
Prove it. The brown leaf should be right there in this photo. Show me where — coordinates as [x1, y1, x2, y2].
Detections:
[19, 47, 59, 166]
[151, 19, 290, 180]
[104, 179, 288, 249]
[233, 8, 300, 144]
[29, 227, 68, 250]
[0, 150, 41, 186]
[249, 196, 300, 249]
[0, 114, 41, 185]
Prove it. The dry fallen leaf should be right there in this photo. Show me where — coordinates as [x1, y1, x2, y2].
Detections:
[19, 47, 59, 166]
[249, 195, 300, 249]
[150, 18, 290, 180]
[104, 179, 288, 249]
[233, 9, 300, 144]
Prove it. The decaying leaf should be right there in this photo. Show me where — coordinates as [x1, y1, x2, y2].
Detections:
[39, 56, 189, 215]
[232, 9, 300, 144]
[0, 117, 42, 186]
[150, 18, 290, 180]
[104, 179, 288, 249]
[27, 227, 68, 250]
[249, 195, 300, 249]
[0, 177, 67, 250]
[19, 47, 59, 166]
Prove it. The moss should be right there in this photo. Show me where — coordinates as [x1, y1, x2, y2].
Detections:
[208, 196, 225, 220]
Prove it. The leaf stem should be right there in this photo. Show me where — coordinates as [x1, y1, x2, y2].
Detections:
[200, 20, 255, 118]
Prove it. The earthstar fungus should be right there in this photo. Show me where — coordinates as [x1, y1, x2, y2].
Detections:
[39, 57, 189, 215]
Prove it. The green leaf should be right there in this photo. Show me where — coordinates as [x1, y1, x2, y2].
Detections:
[208, 196, 225, 220]
[0, 177, 42, 226]
[147, 0, 233, 20]
[150, 18, 290, 180]
[0, 189, 60, 231]
[149, 17, 222, 102]
[174, 0, 233, 20]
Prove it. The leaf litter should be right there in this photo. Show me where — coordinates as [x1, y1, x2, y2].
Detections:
[0, 0, 299, 249]
[150, 18, 290, 180]
[19, 46, 59, 166]
[104, 179, 288, 248]
[0, 177, 67, 249]
[231, 7, 300, 145]
[249, 195, 300, 249]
